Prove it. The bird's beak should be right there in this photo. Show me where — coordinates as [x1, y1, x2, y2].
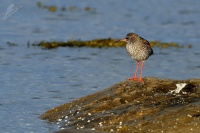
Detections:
[114, 38, 127, 43]
[120, 38, 127, 42]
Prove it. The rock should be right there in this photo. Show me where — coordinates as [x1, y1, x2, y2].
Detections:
[54, 129, 108, 133]
[41, 77, 200, 133]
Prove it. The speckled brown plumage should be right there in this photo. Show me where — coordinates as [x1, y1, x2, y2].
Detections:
[120, 33, 153, 82]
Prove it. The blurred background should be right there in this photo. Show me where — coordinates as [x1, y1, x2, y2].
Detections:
[0, 0, 200, 133]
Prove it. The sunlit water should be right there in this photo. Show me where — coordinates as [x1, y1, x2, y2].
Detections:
[0, 0, 200, 132]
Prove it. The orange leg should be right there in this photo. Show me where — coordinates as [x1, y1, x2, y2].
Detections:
[138, 62, 144, 82]
[129, 61, 140, 81]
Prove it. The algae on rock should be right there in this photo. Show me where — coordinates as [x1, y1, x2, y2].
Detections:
[32, 39, 189, 49]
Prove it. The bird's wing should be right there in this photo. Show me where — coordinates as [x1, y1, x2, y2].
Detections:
[140, 37, 153, 55]
[140, 37, 150, 46]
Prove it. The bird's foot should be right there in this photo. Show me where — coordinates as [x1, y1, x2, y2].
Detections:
[128, 77, 144, 82]
[137, 78, 144, 83]
[128, 77, 138, 81]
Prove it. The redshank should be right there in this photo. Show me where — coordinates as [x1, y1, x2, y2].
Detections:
[120, 33, 153, 82]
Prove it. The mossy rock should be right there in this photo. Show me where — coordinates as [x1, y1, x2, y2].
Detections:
[41, 77, 200, 133]
[31, 38, 190, 49]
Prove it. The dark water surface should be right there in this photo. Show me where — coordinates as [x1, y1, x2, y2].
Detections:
[0, 0, 200, 132]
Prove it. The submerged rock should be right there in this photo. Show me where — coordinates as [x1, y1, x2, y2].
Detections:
[41, 77, 200, 133]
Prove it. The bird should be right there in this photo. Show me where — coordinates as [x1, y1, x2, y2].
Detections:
[119, 33, 153, 82]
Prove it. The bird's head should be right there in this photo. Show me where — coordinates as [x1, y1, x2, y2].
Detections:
[120, 33, 138, 42]
[114, 33, 139, 43]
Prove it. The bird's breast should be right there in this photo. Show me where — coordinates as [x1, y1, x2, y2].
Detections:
[126, 43, 150, 61]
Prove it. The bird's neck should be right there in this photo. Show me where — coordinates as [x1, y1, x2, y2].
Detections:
[128, 38, 137, 45]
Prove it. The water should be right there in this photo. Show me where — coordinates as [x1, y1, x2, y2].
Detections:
[0, 0, 200, 132]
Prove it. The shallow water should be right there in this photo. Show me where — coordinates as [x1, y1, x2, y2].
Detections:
[0, 0, 200, 133]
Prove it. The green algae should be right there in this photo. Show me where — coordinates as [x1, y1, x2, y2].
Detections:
[41, 77, 200, 133]
[31, 38, 191, 49]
